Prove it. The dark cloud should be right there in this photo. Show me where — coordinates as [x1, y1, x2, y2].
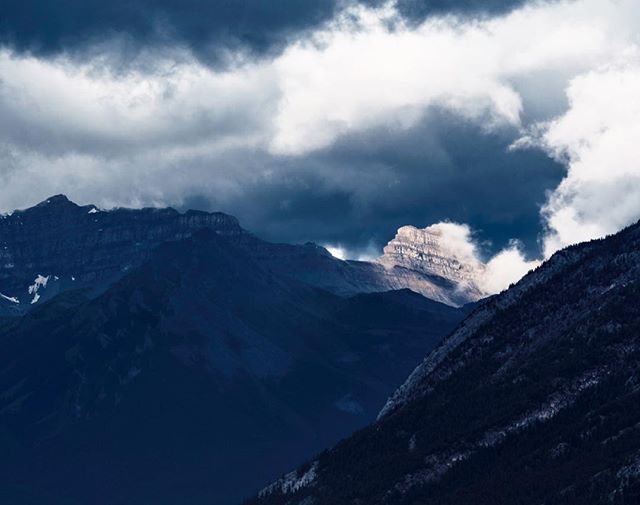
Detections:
[1, 0, 530, 65]
[179, 110, 564, 259]
[0, 0, 339, 64]
[0, 0, 566, 260]
[395, 0, 529, 21]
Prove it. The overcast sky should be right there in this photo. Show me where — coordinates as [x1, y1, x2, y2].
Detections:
[1, 0, 639, 286]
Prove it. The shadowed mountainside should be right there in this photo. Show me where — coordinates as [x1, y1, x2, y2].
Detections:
[0, 230, 466, 505]
[250, 220, 640, 505]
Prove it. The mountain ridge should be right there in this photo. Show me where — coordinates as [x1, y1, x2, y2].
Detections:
[0, 196, 485, 312]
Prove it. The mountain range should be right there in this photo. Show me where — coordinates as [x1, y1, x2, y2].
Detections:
[6, 195, 638, 505]
[0, 196, 473, 505]
[0, 195, 486, 315]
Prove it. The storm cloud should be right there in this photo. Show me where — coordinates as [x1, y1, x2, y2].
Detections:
[1, 0, 640, 290]
[0, 0, 527, 64]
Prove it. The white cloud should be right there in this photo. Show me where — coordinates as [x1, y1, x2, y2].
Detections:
[325, 245, 347, 260]
[532, 59, 640, 256]
[323, 241, 381, 262]
[421, 222, 484, 270]
[269, 0, 640, 154]
[0, 49, 276, 156]
[415, 222, 539, 295]
[270, 4, 523, 154]
[481, 242, 540, 293]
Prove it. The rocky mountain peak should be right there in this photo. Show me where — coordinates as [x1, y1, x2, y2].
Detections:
[0, 196, 248, 312]
[35, 194, 73, 207]
[24, 194, 79, 215]
[377, 224, 485, 285]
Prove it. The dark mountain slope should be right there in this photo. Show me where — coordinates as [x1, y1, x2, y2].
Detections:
[250, 222, 640, 505]
[0, 230, 464, 505]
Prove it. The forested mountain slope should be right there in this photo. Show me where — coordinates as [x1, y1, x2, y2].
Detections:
[251, 221, 640, 505]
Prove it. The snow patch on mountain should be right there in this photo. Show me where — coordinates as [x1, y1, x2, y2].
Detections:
[28, 274, 50, 304]
[0, 292, 19, 304]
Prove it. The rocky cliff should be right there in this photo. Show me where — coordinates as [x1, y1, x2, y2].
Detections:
[374, 224, 488, 305]
[378, 225, 484, 284]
